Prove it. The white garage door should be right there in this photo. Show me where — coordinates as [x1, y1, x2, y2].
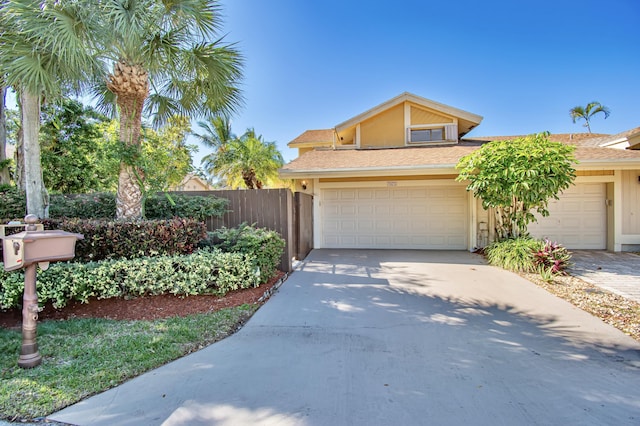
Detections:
[321, 186, 468, 249]
[528, 183, 606, 249]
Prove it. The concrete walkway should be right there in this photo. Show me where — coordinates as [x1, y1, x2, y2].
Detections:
[49, 250, 640, 426]
[570, 251, 640, 303]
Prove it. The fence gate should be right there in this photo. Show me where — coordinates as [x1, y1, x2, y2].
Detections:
[175, 189, 313, 272]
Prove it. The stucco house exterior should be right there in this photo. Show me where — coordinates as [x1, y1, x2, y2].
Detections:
[279, 92, 640, 252]
[170, 173, 213, 191]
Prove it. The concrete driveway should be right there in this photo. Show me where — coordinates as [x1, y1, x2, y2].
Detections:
[50, 250, 640, 426]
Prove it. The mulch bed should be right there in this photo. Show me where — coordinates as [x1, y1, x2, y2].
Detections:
[0, 271, 285, 329]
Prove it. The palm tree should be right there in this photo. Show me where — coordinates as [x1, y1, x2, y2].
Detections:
[87, 0, 243, 219]
[0, 1, 96, 218]
[201, 127, 284, 189]
[195, 115, 236, 153]
[570, 102, 610, 134]
[0, 84, 9, 186]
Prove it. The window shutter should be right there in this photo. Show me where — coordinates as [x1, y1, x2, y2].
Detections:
[445, 124, 458, 141]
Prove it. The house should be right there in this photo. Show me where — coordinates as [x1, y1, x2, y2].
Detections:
[170, 173, 213, 191]
[279, 92, 640, 252]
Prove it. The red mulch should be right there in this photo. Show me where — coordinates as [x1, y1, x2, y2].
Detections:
[0, 271, 285, 329]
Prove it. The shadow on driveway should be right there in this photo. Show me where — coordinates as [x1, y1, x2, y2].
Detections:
[51, 249, 640, 426]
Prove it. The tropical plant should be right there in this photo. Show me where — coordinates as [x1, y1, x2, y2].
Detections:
[201, 125, 284, 189]
[86, 0, 243, 219]
[485, 237, 543, 272]
[456, 132, 577, 240]
[0, 1, 97, 218]
[533, 239, 572, 276]
[570, 102, 610, 134]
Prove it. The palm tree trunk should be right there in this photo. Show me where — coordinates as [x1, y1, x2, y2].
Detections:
[0, 86, 10, 185]
[110, 62, 149, 220]
[115, 96, 145, 219]
[20, 90, 48, 218]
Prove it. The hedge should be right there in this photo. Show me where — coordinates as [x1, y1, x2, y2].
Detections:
[204, 223, 285, 283]
[41, 217, 208, 262]
[0, 249, 260, 309]
[1, 190, 228, 221]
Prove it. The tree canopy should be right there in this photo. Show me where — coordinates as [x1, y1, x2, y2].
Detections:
[456, 132, 577, 240]
[0, 0, 243, 219]
[197, 117, 284, 189]
[86, 0, 243, 218]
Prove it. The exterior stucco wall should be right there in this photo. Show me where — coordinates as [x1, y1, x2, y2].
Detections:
[359, 104, 404, 148]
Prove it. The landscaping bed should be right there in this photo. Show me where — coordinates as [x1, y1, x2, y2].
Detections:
[0, 271, 284, 328]
[522, 272, 640, 342]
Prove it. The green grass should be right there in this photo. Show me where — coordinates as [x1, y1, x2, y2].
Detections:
[0, 304, 257, 421]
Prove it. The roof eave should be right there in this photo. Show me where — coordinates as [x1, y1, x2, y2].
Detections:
[279, 164, 459, 179]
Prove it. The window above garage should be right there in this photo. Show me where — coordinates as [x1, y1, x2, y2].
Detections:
[406, 123, 458, 145]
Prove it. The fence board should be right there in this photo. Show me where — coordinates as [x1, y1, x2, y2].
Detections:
[172, 189, 294, 272]
[294, 192, 314, 259]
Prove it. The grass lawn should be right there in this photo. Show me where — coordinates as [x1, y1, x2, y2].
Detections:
[0, 304, 257, 421]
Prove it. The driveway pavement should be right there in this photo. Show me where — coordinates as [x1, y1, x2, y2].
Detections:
[569, 250, 640, 303]
[50, 249, 640, 426]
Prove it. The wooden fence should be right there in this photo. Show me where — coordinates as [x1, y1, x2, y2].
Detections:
[174, 189, 313, 272]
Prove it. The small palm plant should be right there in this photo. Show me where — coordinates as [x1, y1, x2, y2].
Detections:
[570, 102, 610, 134]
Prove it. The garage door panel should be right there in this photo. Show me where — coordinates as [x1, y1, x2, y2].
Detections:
[528, 184, 606, 249]
[322, 186, 468, 249]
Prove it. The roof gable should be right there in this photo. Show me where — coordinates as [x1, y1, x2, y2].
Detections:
[335, 92, 483, 136]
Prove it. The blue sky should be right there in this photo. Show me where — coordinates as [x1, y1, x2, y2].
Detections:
[208, 0, 639, 164]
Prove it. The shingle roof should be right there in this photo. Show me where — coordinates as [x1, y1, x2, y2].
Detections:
[576, 126, 640, 147]
[288, 129, 334, 146]
[463, 133, 608, 146]
[280, 139, 640, 176]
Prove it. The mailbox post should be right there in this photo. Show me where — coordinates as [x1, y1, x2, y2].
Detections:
[0, 215, 83, 368]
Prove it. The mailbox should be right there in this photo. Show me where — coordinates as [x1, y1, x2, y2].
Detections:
[0, 215, 83, 368]
[1, 230, 84, 271]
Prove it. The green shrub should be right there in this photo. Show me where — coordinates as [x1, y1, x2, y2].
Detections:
[208, 223, 285, 283]
[145, 193, 228, 221]
[533, 239, 572, 276]
[48, 192, 228, 221]
[49, 193, 116, 219]
[0, 187, 26, 220]
[485, 237, 544, 272]
[0, 249, 260, 309]
[43, 217, 207, 261]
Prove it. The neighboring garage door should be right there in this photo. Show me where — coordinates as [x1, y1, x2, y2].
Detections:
[321, 186, 468, 249]
[528, 183, 606, 249]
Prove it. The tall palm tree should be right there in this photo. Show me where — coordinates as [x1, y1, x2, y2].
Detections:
[202, 127, 284, 189]
[570, 102, 610, 134]
[87, 0, 243, 219]
[0, 0, 97, 218]
[0, 84, 9, 186]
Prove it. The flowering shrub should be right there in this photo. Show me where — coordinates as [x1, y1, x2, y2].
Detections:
[533, 239, 572, 276]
